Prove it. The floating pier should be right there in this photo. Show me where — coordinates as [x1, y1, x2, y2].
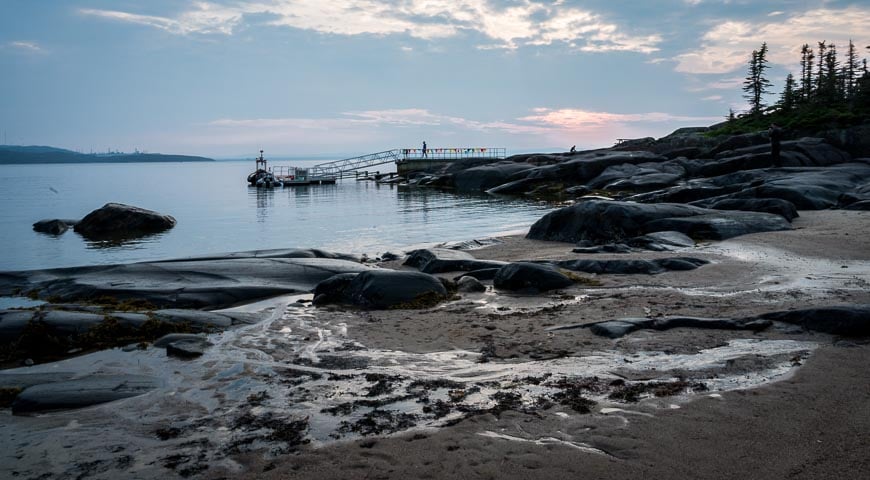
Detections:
[247, 147, 506, 187]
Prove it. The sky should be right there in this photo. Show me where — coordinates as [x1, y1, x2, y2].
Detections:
[0, 0, 867, 157]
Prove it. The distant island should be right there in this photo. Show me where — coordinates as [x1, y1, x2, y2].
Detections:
[0, 145, 214, 164]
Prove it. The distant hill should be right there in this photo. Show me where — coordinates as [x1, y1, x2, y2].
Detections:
[0, 145, 214, 164]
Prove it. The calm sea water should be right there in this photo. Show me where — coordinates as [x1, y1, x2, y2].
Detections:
[0, 161, 554, 271]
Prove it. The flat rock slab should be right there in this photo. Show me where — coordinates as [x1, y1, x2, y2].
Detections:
[404, 248, 507, 274]
[0, 256, 371, 309]
[555, 257, 708, 275]
[0, 372, 77, 389]
[12, 374, 163, 415]
[151, 309, 233, 329]
[644, 211, 791, 241]
[586, 316, 772, 339]
[758, 305, 870, 336]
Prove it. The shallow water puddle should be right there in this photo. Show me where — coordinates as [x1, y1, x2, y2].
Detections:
[0, 296, 819, 477]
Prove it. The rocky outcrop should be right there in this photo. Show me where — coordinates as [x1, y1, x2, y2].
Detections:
[573, 231, 695, 253]
[643, 211, 791, 240]
[493, 262, 573, 293]
[0, 253, 369, 309]
[706, 198, 799, 221]
[579, 316, 772, 339]
[32, 219, 78, 235]
[526, 199, 791, 244]
[404, 248, 507, 274]
[313, 270, 448, 309]
[555, 257, 708, 275]
[757, 305, 870, 336]
[73, 203, 176, 241]
[569, 304, 870, 338]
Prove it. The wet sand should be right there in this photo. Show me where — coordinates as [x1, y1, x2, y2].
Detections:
[2, 210, 868, 479]
[239, 210, 870, 479]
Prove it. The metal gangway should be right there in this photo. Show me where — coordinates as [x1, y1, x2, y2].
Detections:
[310, 149, 402, 179]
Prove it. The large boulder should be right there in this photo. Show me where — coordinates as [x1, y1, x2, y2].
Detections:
[74, 203, 176, 241]
[527, 200, 705, 244]
[527, 199, 791, 244]
[493, 262, 573, 293]
[314, 270, 448, 309]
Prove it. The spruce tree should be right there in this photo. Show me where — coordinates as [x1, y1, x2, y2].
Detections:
[816, 41, 827, 96]
[799, 44, 814, 102]
[742, 43, 772, 115]
[845, 40, 859, 98]
[777, 73, 797, 112]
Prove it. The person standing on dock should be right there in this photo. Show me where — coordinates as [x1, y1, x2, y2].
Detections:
[422, 141, 428, 158]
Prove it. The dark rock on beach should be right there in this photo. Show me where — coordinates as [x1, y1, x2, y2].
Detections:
[493, 262, 573, 293]
[33, 219, 78, 235]
[527, 199, 791, 244]
[757, 305, 870, 336]
[73, 203, 177, 241]
[579, 316, 772, 339]
[404, 248, 507, 274]
[166, 338, 212, 358]
[555, 257, 708, 275]
[11, 374, 162, 415]
[0, 253, 370, 309]
[706, 198, 799, 222]
[314, 270, 448, 309]
[456, 276, 486, 293]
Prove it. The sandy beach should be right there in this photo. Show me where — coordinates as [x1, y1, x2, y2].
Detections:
[211, 209, 869, 479]
[4, 209, 867, 479]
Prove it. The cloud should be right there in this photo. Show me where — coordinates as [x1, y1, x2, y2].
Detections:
[674, 6, 870, 74]
[79, 4, 243, 35]
[518, 108, 720, 129]
[4, 41, 46, 54]
[193, 106, 722, 154]
[79, 0, 661, 53]
[701, 95, 723, 101]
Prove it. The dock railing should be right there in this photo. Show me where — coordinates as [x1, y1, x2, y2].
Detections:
[400, 147, 506, 161]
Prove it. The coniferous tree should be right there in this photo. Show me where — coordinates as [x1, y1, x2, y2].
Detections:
[799, 44, 815, 102]
[822, 43, 841, 103]
[742, 43, 772, 115]
[845, 40, 859, 98]
[816, 41, 827, 96]
[777, 73, 797, 112]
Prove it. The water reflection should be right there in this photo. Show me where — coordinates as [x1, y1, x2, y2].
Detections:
[1, 162, 555, 270]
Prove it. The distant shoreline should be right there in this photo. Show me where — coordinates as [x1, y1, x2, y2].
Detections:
[0, 145, 214, 164]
